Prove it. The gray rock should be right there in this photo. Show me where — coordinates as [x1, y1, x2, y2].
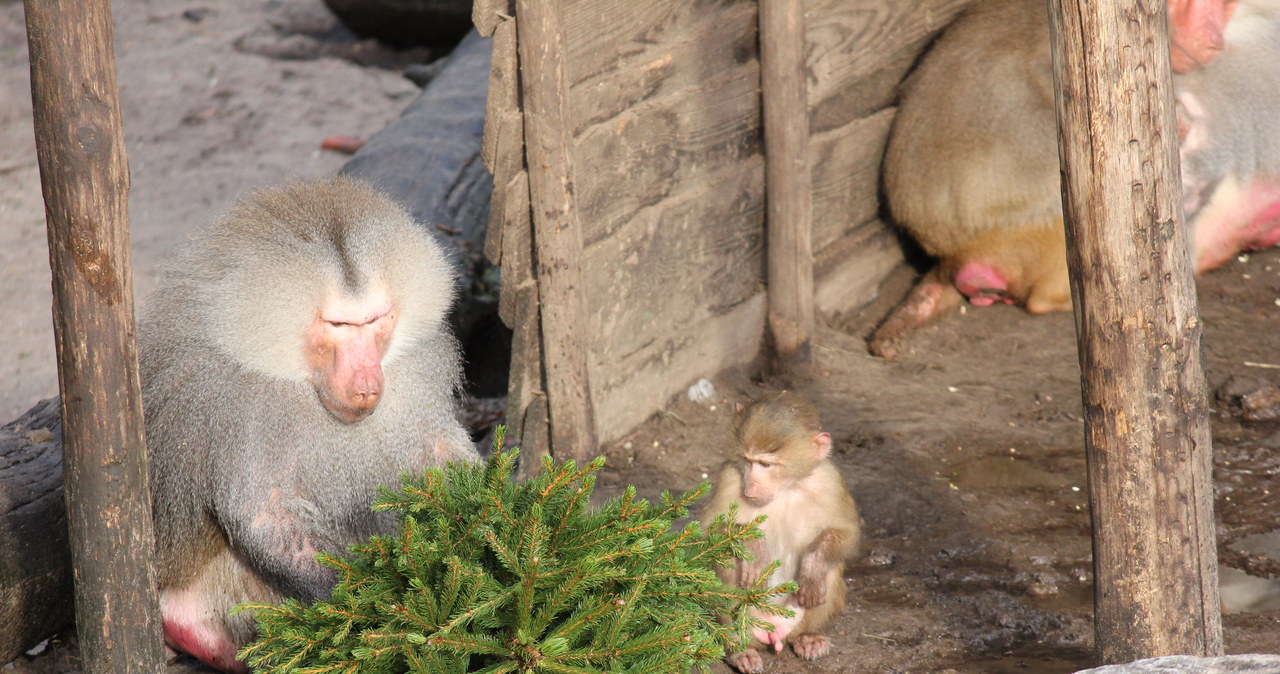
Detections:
[1076, 655, 1280, 673]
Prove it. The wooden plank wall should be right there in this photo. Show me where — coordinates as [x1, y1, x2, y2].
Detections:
[477, 0, 553, 469]
[562, 0, 766, 441]
[805, 0, 971, 319]
[479, 0, 977, 453]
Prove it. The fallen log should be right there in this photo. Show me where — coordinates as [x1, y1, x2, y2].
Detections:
[0, 398, 72, 663]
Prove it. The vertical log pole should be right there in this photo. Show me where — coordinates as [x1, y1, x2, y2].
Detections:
[760, 0, 815, 363]
[514, 0, 599, 461]
[23, 1, 166, 672]
[1046, 0, 1221, 662]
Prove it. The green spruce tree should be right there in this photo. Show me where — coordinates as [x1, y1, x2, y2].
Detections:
[239, 429, 793, 673]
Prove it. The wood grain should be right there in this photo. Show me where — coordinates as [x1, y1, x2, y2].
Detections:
[805, 0, 970, 130]
[814, 221, 906, 320]
[515, 0, 599, 461]
[572, 57, 763, 244]
[472, 0, 511, 37]
[552, 0, 767, 435]
[1047, 0, 1221, 661]
[593, 295, 766, 442]
[562, 0, 757, 135]
[581, 161, 765, 365]
[762, 0, 815, 362]
[24, 0, 166, 670]
[482, 17, 522, 266]
[810, 107, 895, 251]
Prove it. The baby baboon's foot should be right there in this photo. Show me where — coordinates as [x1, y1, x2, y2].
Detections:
[727, 648, 765, 673]
[791, 633, 831, 661]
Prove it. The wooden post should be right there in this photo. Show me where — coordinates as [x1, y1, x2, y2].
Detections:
[760, 0, 815, 363]
[1046, 0, 1221, 663]
[24, 1, 167, 672]
[514, 0, 599, 461]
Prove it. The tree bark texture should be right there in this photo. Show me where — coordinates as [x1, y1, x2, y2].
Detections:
[24, 0, 167, 671]
[1046, 0, 1222, 662]
[760, 0, 815, 364]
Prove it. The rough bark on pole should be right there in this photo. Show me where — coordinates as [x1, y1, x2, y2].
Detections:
[760, 0, 814, 363]
[513, 0, 598, 461]
[24, 1, 167, 672]
[1045, 0, 1221, 663]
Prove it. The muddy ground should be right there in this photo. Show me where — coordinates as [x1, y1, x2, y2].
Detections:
[591, 250, 1280, 673]
[5, 0, 1280, 672]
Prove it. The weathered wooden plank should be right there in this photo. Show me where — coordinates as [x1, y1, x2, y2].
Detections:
[548, 0, 769, 444]
[762, 0, 815, 363]
[593, 293, 766, 443]
[482, 171, 507, 267]
[472, 0, 512, 37]
[482, 17, 522, 265]
[515, 393, 550, 477]
[485, 11, 543, 468]
[506, 283, 550, 478]
[480, 18, 515, 174]
[484, 4, 540, 465]
[24, 0, 167, 670]
[573, 62, 763, 244]
[805, 0, 970, 131]
[810, 106, 895, 251]
[582, 160, 765, 363]
[493, 166, 543, 471]
[496, 169, 533, 326]
[813, 219, 906, 320]
[811, 54, 909, 131]
[1048, 0, 1219, 661]
[813, 63, 897, 133]
[560, 0, 758, 136]
[515, 0, 598, 461]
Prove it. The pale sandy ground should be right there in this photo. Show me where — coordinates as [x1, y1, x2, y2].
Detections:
[0, 0, 422, 424]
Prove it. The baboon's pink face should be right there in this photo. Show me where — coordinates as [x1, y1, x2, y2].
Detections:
[305, 300, 397, 424]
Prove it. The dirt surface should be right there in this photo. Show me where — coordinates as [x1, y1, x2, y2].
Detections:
[592, 249, 1280, 673]
[5, 1, 1280, 673]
